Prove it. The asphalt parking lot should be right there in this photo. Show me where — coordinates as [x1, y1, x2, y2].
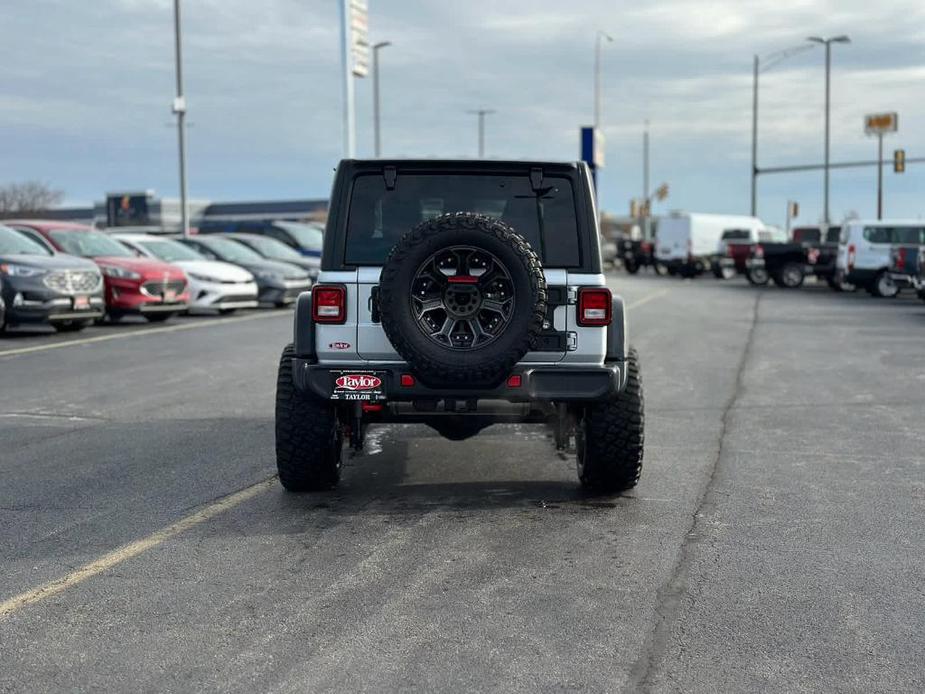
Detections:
[1, 274, 923, 693]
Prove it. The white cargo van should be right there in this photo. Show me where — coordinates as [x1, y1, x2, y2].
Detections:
[835, 220, 925, 297]
[655, 213, 769, 277]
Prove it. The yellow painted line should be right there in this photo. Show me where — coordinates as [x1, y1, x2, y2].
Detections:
[0, 310, 288, 359]
[0, 477, 277, 619]
[626, 288, 671, 310]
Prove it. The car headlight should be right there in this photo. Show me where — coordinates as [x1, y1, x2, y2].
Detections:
[99, 265, 141, 280]
[256, 270, 283, 281]
[188, 272, 223, 283]
[0, 263, 47, 278]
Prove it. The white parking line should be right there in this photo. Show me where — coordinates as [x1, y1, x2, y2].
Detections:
[0, 477, 277, 619]
[627, 288, 671, 310]
[0, 310, 287, 359]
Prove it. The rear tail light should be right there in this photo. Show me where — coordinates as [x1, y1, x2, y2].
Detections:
[754, 244, 764, 259]
[896, 247, 907, 272]
[847, 244, 856, 270]
[312, 284, 346, 323]
[506, 374, 522, 388]
[577, 287, 612, 326]
[400, 374, 415, 387]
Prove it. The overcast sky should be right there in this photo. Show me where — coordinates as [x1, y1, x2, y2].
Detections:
[2, 0, 924, 226]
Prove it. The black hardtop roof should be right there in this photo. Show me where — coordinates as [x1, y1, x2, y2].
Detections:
[340, 159, 584, 173]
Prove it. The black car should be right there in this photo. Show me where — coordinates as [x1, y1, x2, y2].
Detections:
[197, 220, 323, 259]
[0, 225, 105, 332]
[176, 235, 310, 306]
[222, 233, 320, 280]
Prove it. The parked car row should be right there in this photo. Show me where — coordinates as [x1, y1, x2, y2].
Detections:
[0, 220, 315, 334]
[621, 212, 925, 303]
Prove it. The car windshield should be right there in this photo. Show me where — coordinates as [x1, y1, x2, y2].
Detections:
[200, 237, 264, 263]
[236, 235, 302, 259]
[275, 222, 323, 250]
[721, 229, 751, 241]
[137, 239, 205, 262]
[0, 226, 52, 255]
[345, 173, 580, 266]
[49, 229, 133, 258]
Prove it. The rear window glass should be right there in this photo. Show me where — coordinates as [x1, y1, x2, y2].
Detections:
[792, 227, 821, 244]
[345, 173, 580, 266]
[892, 226, 925, 244]
[863, 226, 925, 244]
[825, 227, 841, 243]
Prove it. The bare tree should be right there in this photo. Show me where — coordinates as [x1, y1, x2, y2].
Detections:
[0, 181, 65, 217]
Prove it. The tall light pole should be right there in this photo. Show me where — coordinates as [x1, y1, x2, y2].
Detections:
[594, 31, 613, 129]
[642, 120, 650, 239]
[750, 43, 816, 216]
[643, 120, 650, 203]
[172, 0, 189, 237]
[467, 109, 495, 158]
[808, 35, 850, 224]
[372, 41, 391, 158]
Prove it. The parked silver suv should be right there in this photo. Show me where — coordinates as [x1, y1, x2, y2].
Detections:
[275, 160, 644, 493]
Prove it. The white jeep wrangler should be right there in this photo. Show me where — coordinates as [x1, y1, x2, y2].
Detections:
[276, 160, 644, 493]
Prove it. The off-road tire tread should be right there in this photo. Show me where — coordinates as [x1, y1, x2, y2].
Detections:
[378, 212, 547, 387]
[275, 344, 341, 491]
[579, 347, 645, 493]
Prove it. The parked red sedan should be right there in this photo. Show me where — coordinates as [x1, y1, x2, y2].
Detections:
[6, 221, 189, 322]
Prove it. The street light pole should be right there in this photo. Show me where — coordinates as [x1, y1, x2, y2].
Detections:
[750, 54, 758, 216]
[594, 31, 613, 130]
[467, 109, 495, 158]
[172, 0, 189, 237]
[339, 0, 355, 158]
[642, 120, 650, 239]
[372, 41, 391, 158]
[749, 43, 816, 218]
[808, 35, 850, 224]
[877, 132, 884, 220]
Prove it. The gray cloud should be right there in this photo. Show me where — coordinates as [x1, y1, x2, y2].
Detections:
[1, 0, 923, 224]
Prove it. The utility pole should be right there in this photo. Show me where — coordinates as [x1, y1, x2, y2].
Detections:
[808, 35, 850, 224]
[372, 41, 391, 158]
[172, 0, 189, 237]
[468, 109, 495, 158]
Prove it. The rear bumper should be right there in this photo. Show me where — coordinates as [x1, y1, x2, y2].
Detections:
[292, 360, 626, 403]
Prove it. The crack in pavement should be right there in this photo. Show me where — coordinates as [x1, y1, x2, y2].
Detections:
[624, 291, 763, 694]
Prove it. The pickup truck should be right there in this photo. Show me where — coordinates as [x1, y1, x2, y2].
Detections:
[744, 225, 841, 289]
[711, 228, 781, 279]
[275, 159, 644, 494]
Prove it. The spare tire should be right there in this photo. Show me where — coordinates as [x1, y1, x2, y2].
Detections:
[378, 212, 547, 388]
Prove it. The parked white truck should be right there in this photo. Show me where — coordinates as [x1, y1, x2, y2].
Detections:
[655, 212, 770, 278]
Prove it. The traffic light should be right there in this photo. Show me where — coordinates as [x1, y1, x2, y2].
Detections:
[630, 199, 640, 217]
[894, 149, 905, 174]
[655, 183, 669, 201]
[788, 201, 799, 218]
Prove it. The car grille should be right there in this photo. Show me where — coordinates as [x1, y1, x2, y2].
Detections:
[43, 270, 101, 293]
[142, 279, 187, 296]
